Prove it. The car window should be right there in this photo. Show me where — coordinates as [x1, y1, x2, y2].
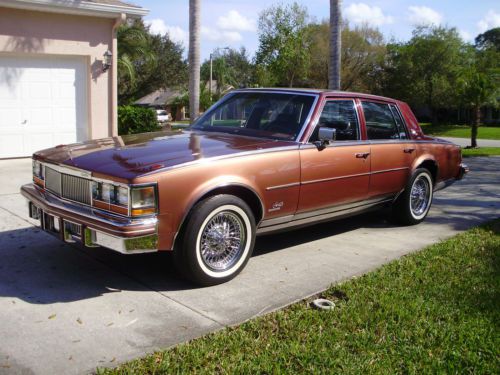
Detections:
[310, 100, 359, 142]
[193, 92, 316, 141]
[362, 101, 401, 140]
[389, 104, 409, 139]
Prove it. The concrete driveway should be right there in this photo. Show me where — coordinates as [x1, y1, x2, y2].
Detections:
[0, 157, 499, 374]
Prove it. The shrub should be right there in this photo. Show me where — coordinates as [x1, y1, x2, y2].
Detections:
[118, 105, 160, 135]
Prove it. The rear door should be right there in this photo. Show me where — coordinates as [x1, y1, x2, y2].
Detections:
[361, 100, 416, 198]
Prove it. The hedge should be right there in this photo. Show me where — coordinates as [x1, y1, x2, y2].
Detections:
[118, 105, 161, 135]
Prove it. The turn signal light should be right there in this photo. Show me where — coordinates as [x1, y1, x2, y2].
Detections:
[131, 207, 156, 216]
[130, 186, 157, 216]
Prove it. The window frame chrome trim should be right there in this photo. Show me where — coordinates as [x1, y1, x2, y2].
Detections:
[304, 98, 362, 144]
[191, 89, 320, 144]
[389, 103, 410, 140]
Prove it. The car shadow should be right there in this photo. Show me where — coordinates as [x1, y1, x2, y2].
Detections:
[1, 169, 498, 305]
[0, 211, 392, 305]
[253, 211, 389, 256]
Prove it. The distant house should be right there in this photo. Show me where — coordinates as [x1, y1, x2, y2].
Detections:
[135, 81, 234, 121]
[134, 88, 187, 121]
[0, 0, 147, 158]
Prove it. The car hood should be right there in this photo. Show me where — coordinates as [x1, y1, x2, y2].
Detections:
[34, 130, 295, 180]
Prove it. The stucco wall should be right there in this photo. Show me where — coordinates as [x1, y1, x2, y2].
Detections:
[0, 7, 116, 139]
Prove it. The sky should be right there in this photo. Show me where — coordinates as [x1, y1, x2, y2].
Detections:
[136, 0, 500, 60]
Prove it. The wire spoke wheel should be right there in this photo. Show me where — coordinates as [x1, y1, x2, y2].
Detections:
[410, 175, 431, 217]
[199, 210, 246, 272]
[391, 168, 434, 226]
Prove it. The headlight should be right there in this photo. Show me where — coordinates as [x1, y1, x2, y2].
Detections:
[91, 181, 156, 217]
[116, 186, 129, 206]
[32, 160, 44, 187]
[101, 183, 111, 202]
[92, 181, 130, 215]
[32, 160, 43, 178]
[131, 186, 156, 216]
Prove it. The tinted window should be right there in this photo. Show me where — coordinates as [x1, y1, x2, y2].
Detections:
[363, 101, 400, 140]
[389, 104, 409, 139]
[311, 100, 359, 141]
[192, 92, 316, 141]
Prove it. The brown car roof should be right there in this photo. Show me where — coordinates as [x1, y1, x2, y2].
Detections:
[235, 88, 399, 103]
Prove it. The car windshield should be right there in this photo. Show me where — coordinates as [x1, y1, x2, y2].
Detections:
[191, 92, 316, 141]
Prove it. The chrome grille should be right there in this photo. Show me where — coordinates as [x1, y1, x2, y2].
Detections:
[61, 174, 91, 205]
[44, 165, 91, 206]
[45, 167, 62, 196]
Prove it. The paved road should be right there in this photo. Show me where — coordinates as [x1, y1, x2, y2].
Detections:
[0, 157, 499, 374]
[442, 137, 500, 148]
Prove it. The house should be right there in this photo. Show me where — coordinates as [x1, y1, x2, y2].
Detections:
[0, 0, 148, 158]
[134, 81, 235, 122]
[134, 88, 187, 121]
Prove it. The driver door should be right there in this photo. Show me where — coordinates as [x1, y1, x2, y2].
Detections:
[298, 99, 370, 214]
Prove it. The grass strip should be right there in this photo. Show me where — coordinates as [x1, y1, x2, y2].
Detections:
[101, 220, 500, 374]
[420, 123, 500, 140]
[462, 147, 500, 157]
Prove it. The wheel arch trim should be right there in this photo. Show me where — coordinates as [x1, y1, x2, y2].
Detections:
[411, 155, 439, 183]
[172, 181, 265, 249]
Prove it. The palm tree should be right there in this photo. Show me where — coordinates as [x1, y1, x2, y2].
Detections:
[189, 0, 201, 122]
[117, 22, 156, 103]
[329, 0, 342, 90]
[459, 64, 498, 148]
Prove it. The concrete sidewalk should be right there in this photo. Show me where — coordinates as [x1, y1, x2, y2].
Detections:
[441, 137, 500, 148]
[0, 157, 499, 374]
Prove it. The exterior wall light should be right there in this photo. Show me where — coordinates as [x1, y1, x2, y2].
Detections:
[103, 50, 112, 72]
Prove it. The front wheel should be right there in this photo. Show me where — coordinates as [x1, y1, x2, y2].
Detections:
[391, 168, 434, 225]
[174, 195, 256, 286]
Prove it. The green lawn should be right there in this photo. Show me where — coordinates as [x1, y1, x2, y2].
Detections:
[100, 221, 500, 374]
[420, 123, 500, 140]
[462, 147, 500, 157]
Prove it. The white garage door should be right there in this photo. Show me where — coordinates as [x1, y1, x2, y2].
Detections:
[0, 55, 87, 158]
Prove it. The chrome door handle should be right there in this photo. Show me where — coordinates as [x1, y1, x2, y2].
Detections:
[355, 152, 370, 159]
[403, 148, 415, 153]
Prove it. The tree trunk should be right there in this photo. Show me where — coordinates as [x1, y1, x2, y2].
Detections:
[471, 105, 480, 148]
[188, 0, 201, 123]
[328, 0, 342, 90]
[431, 107, 438, 127]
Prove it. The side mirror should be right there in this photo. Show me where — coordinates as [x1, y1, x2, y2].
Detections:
[315, 127, 336, 150]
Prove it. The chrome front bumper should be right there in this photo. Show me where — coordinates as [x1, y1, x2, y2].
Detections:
[457, 162, 469, 180]
[21, 184, 158, 254]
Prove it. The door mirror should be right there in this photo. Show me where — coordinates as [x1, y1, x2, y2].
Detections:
[315, 127, 336, 150]
[318, 127, 337, 142]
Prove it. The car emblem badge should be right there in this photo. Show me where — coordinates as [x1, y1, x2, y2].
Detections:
[269, 201, 284, 212]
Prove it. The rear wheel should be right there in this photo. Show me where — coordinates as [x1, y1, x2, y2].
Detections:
[174, 195, 256, 286]
[392, 168, 433, 225]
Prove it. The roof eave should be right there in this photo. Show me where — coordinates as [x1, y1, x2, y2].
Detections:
[0, 0, 149, 18]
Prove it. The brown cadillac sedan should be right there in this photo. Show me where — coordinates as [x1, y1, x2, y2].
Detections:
[21, 89, 468, 285]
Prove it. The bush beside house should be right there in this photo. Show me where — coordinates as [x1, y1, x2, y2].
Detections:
[118, 105, 160, 135]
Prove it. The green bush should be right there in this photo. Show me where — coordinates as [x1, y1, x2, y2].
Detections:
[118, 105, 160, 135]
